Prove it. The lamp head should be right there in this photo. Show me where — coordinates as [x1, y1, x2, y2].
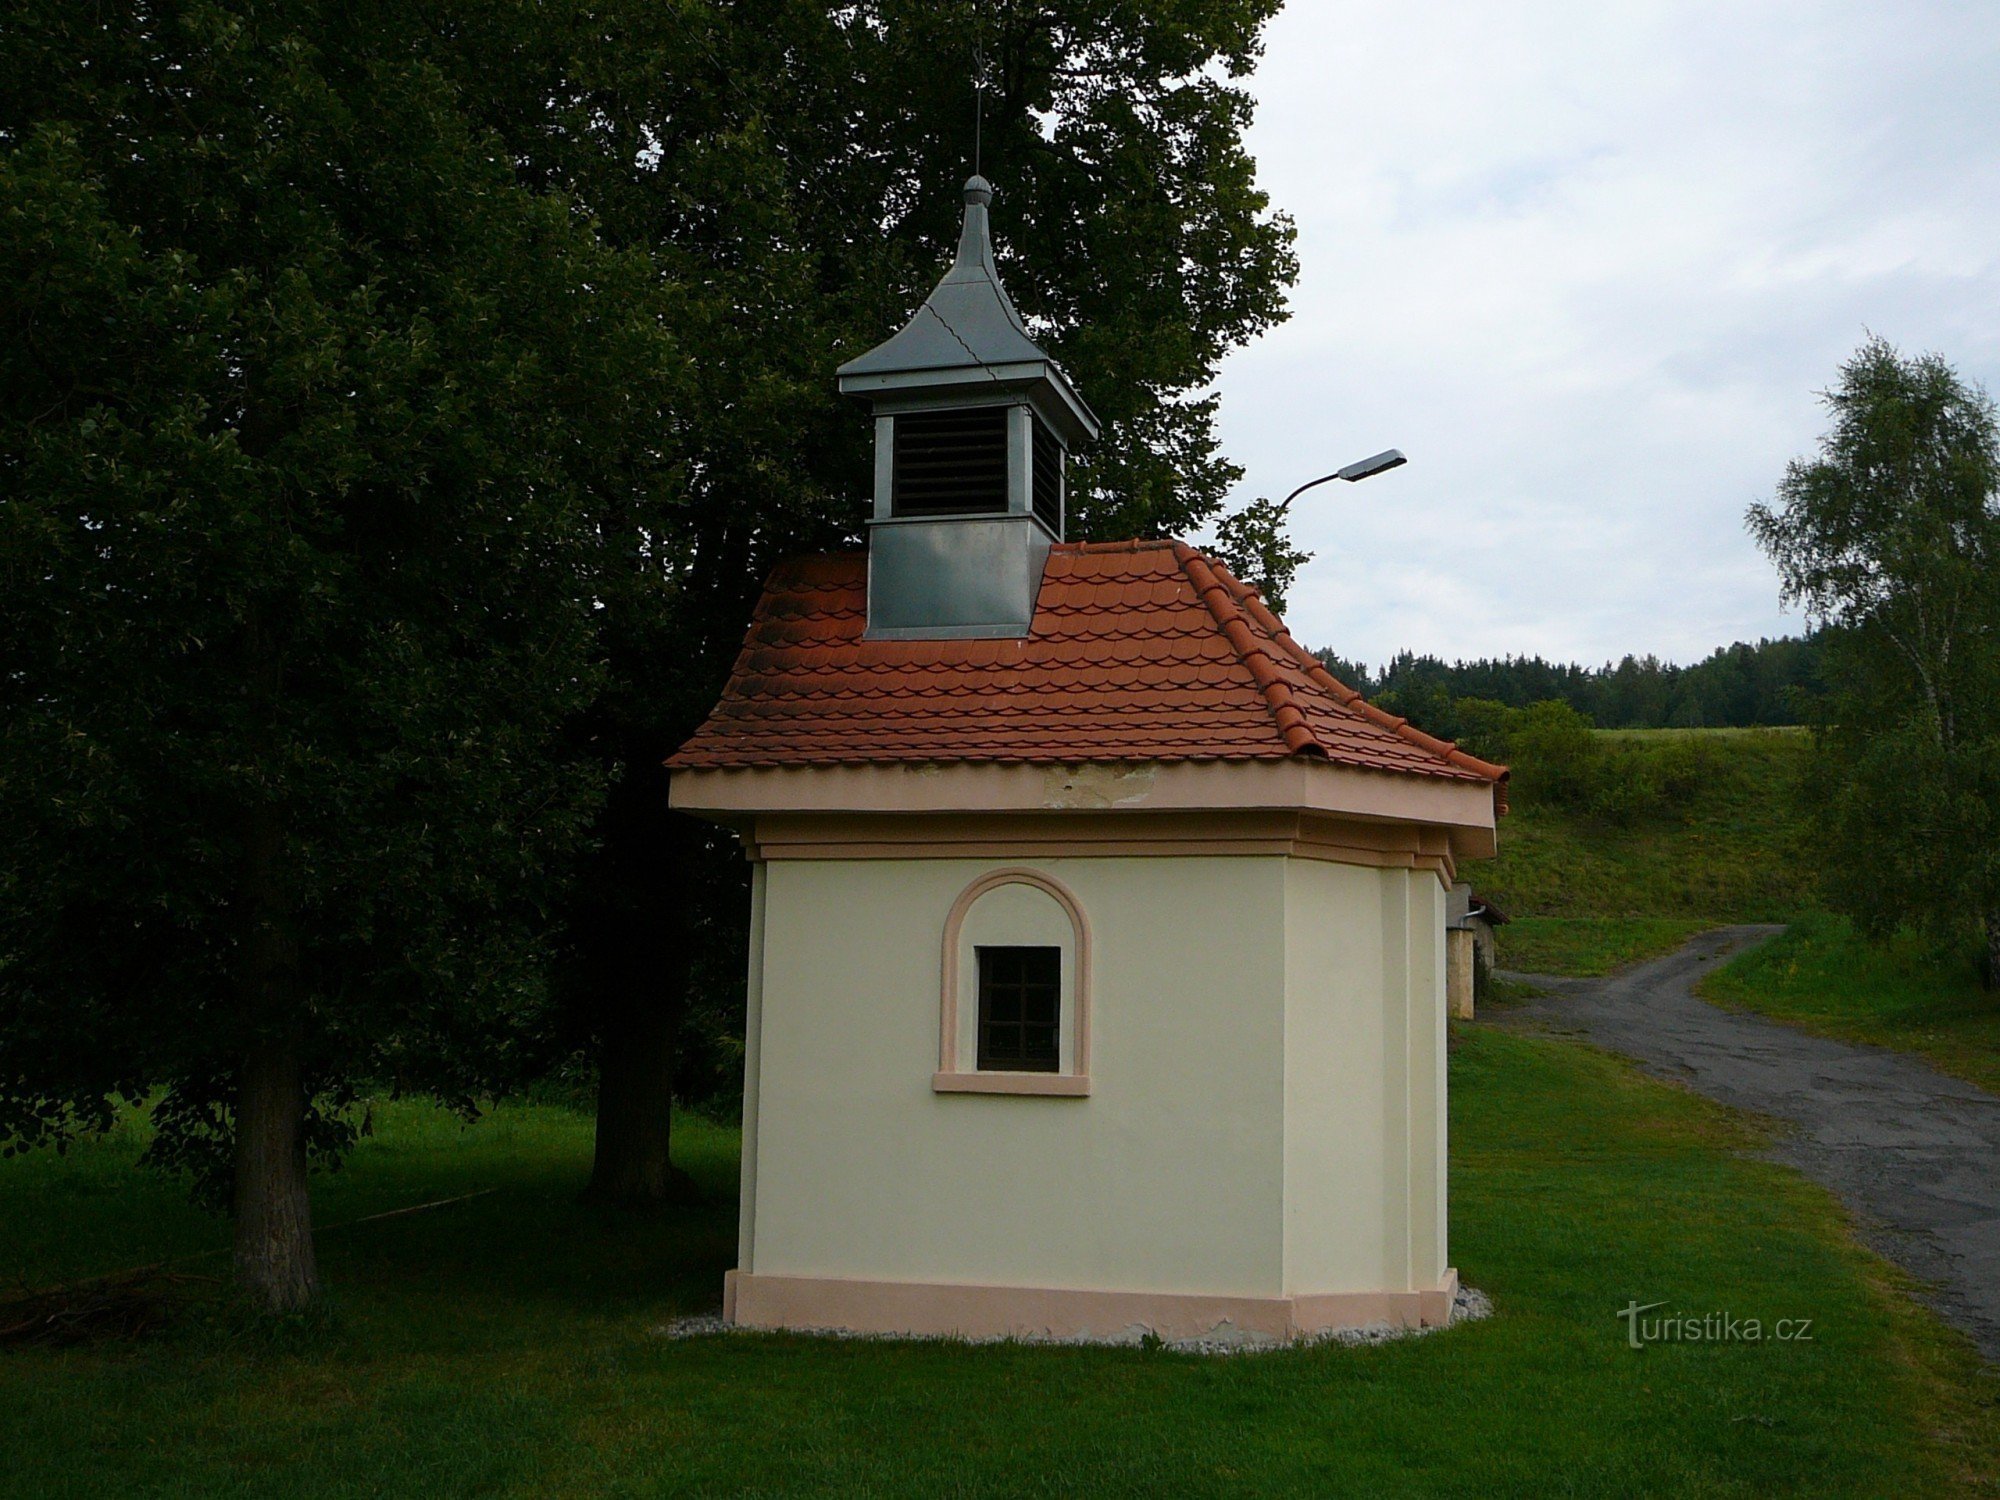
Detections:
[1335, 449, 1408, 483]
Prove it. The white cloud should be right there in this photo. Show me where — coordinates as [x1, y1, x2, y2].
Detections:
[1214, 0, 2000, 667]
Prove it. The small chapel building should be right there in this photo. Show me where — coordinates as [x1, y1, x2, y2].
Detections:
[667, 176, 1508, 1345]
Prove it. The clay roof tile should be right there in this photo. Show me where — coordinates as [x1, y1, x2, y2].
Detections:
[668, 539, 1509, 806]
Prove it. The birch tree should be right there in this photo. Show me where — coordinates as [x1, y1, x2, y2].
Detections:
[1749, 337, 2000, 984]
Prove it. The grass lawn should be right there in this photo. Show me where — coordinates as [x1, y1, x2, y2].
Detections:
[1594, 726, 1812, 742]
[1481, 729, 1812, 928]
[4, 1030, 1997, 1497]
[1479, 728, 1813, 978]
[1704, 911, 2000, 1098]
[1497, 916, 1712, 977]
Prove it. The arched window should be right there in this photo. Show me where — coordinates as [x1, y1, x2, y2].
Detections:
[934, 869, 1091, 1097]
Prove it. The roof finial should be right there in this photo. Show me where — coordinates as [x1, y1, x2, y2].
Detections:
[971, 42, 991, 178]
[835, 172, 1099, 449]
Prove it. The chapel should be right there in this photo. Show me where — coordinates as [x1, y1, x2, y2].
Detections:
[667, 176, 1506, 1343]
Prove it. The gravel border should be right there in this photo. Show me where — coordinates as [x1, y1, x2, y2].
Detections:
[650, 1283, 1492, 1356]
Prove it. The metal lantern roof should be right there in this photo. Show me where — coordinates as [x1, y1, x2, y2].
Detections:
[836, 176, 1099, 447]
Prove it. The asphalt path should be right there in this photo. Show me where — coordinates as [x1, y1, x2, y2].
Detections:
[1499, 925, 2000, 1364]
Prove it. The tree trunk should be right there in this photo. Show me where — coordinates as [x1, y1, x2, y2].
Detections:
[1985, 909, 2000, 993]
[587, 984, 694, 1204]
[583, 772, 698, 1207]
[232, 1017, 319, 1311]
[229, 766, 318, 1311]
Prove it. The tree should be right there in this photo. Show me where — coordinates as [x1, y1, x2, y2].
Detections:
[430, 0, 1301, 1201]
[1311, 639, 1820, 734]
[1214, 495, 1312, 611]
[1499, 701, 1604, 814]
[0, 3, 673, 1305]
[1748, 336, 2000, 985]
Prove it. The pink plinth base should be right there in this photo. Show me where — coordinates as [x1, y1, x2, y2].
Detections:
[722, 1268, 1458, 1344]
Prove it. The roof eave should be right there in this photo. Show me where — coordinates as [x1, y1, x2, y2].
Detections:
[837, 361, 1099, 445]
[668, 757, 1499, 856]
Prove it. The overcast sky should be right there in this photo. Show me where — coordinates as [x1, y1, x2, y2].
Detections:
[1209, 0, 2000, 668]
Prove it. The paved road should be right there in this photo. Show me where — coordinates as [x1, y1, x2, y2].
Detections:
[1499, 925, 2000, 1365]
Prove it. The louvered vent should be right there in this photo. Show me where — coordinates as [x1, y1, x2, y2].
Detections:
[891, 407, 1009, 516]
[1031, 417, 1063, 537]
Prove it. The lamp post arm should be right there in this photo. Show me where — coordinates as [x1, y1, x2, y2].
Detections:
[1280, 472, 1345, 510]
[1278, 449, 1407, 508]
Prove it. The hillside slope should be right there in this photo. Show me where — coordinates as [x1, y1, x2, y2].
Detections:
[1472, 725, 2000, 1096]
[1473, 727, 1815, 974]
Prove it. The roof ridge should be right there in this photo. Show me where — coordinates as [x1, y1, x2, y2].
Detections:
[1053, 537, 1178, 556]
[1172, 542, 1324, 757]
[1205, 558, 1511, 802]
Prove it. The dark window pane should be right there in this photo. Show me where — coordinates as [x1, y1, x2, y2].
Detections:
[976, 945, 1062, 1073]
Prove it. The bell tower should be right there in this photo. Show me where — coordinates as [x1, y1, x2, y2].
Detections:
[837, 176, 1098, 639]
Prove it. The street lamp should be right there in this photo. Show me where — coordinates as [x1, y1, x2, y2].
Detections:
[1280, 449, 1407, 508]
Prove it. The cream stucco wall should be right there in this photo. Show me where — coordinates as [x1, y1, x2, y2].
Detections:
[746, 855, 1288, 1296]
[740, 849, 1450, 1304]
[1277, 861, 1448, 1297]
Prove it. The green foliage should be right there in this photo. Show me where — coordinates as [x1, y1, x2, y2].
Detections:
[1458, 701, 1723, 828]
[0, 4, 664, 1188]
[1750, 338, 1999, 634]
[1706, 912, 2000, 1098]
[1212, 494, 1311, 610]
[1479, 728, 1816, 929]
[0, 1, 1305, 1208]
[1390, 697, 1819, 981]
[1748, 337, 2000, 975]
[1503, 701, 1606, 813]
[4, 1049, 1998, 1493]
[1449, 696, 1514, 760]
[1317, 636, 1822, 733]
[420, 0, 1305, 1123]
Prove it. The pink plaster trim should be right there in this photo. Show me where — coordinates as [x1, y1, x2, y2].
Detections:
[669, 758, 1498, 857]
[937, 868, 1091, 1079]
[723, 1269, 1460, 1342]
[932, 1070, 1091, 1096]
[749, 810, 1461, 886]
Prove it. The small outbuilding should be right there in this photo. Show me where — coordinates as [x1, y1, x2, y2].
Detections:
[1445, 884, 1510, 1019]
[668, 178, 1508, 1344]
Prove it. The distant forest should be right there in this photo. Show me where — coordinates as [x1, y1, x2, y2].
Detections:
[1312, 634, 1821, 739]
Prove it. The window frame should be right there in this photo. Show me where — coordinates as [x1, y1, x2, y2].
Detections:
[934, 869, 1091, 1097]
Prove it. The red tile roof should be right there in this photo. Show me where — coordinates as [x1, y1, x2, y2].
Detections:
[668, 539, 1508, 799]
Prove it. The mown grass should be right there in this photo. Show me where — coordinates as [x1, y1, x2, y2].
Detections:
[1482, 728, 2000, 1110]
[1482, 727, 1812, 921]
[1704, 911, 2000, 1098]
[1498, 916, 1712, 977]
[1482, 728, 1813, 976]
[4, 1030, 1997, 1497]
[1595, 726, 1812, 742]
